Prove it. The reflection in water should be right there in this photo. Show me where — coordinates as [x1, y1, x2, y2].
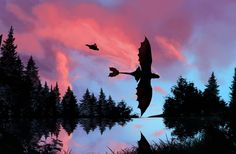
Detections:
[0, 118, 131, 153]
[0, 119, 62, 154]
[114, 117, 236, 154]
[77, 118, 131, 134]
[137, 133, 151, 154]
[162, 117, 236, 153]
[2, 117, 235, 153]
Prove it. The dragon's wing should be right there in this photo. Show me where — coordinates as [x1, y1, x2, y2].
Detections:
[138, 37, 152, 73]
[136, 77, 152, 116]
[0, 34, 2, 47]
[137, 132, 151, 154]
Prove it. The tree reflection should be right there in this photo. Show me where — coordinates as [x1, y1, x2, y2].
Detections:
[163, 117, 236, 153]
[76, 118, 131, 135]
[0, 118, 131, 153]
[0, 119, 62, 154]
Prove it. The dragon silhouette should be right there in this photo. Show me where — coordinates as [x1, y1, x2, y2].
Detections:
[109, 37, 160, 116]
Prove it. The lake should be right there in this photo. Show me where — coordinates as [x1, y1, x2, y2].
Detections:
[58, 118, 171, 154]
[0, 117, 235, 153]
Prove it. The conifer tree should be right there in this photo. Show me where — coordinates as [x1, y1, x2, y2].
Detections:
[98, 88, 107, 117]
[117, 100, 132, 117]
[107, 95, 116, 117]
[47, 83, 61, 117]
[79, 89, 91, 116]
[53, 82, 61, 115]
[230, 68, 236, 115]
[39, 82, 50, 116]
[203, 72, 223, 114]
[25, 56, 41, 88]
[163, 77, 188, 116]
[62, 87, 79, 117]
[0, 26, 24, 116]
[163, 76, 203, 116]
[89, 93, 98, 117]
[25, 56, 42, 114]
[0, 26, 23, 83]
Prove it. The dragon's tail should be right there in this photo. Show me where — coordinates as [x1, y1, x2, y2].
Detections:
[109, 67, 120, 77]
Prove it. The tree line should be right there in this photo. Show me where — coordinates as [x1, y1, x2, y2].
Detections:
[163, 70, 236, 117]
[0, 26, 136, 118]
[79, 89, 137, 118]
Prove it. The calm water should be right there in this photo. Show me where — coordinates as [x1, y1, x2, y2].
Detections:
[0, 118, 171, 154]
[1, 117, 235, 153]
[58, 118, 171, 154]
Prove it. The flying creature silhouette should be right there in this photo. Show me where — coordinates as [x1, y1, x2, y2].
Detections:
[85, 43, 99, 51]
[109, 37, 160, 116]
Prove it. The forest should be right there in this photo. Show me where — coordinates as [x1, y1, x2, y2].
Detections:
[1, 26, 236, 119]
[0, 27, 136, 118]
[162, 70, 236, 117]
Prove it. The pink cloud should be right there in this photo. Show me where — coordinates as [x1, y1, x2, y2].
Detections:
[153, 129, 165, 137]
[107, 141, 131, 153]
[133, 124, 143, 129]
[6, 3, 34, 24]
[155, 36, 186, 63]
[154, 86, 167, 95]
[2, 0, 236, 102]
[55, 50, 71, 95]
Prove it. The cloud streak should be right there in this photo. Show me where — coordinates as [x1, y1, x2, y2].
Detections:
[0, 0, 236, 108]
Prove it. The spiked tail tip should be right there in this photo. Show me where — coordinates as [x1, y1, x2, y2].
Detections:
[109, 67, 120, 77]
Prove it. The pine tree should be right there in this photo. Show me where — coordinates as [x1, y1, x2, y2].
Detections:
[117, 100, 132, 117]
[107, 95, 116, 117]
[89, 93, 98, 117]
[47, 83, 61, 117]
[54, 82, 61, 104]
[0, 26, 24, 116]
[39, 82, 50, 117]
[203, 72, 224, 114]
[0, 26, 23, 83]
[163, 76, 203, 116]
[98, 88, 107, 117]
[163, 77, 188, 116]
[53, 82, 61, 115]
[25, 56, 41, 88]
[230, 68, 236, 115]
[62, 87, 79, 117]
[79, 89, 91, 117]
[25, 56, 41, 114]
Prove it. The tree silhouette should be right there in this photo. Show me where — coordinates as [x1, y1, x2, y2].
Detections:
[39, 82, 50, 117]
[163, 76, 203, 116]
[62, 86, 79, 117]
[0, 26, 24, 116]
[89, 93, 98, 117]
[46, 83, 61, 117]
[61, 118, 79, 135]
[203, 72, 225, 115]
[107, 95, 116, 117]
[79, 89, 91, 117]
[97, 88, 107, 117]
[25, 56, 42, 115]
[78, 89, 135, 118]
[25, 56, 41, 87]
[0, 27, 119, 119]
[117, 100, 132, 117]
[229, 68, 236, 115]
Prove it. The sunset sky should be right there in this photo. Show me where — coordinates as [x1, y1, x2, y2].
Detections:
[1, 0, 236, 116]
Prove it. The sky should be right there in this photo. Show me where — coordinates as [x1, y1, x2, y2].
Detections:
[1, 0, 236, 116]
